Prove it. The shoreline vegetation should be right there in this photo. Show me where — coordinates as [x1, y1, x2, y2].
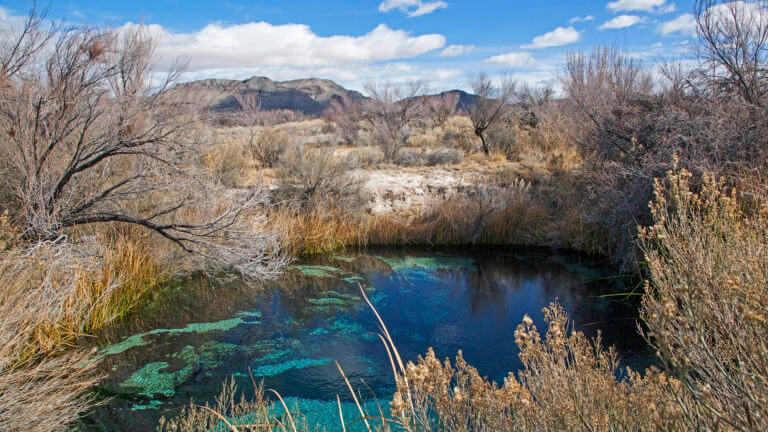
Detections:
[2, 1, 768, 431]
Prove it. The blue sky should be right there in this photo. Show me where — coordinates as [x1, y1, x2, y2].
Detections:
[0, 0, 698, 91]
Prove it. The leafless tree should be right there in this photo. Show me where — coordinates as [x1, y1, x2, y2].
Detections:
[426, 91, 459, 127]
[0, 10, 286, 280]
[695, 0, 768, 107]
[560, 46, 654, 164]
[467, 72, 516, 155]
[364, 80, 427, 160]
[324, 93, 365, 145]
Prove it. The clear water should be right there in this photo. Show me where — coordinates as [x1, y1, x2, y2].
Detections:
[82, 248, 653, 431]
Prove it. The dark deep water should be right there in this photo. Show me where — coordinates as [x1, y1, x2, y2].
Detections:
[82, 248, 653, 431]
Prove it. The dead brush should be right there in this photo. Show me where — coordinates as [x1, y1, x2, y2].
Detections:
[0, 243, 101, 432]
[640, 167, 768, 431]
[390, 301, 686, 432]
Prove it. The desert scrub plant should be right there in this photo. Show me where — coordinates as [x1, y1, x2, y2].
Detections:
[0, 10, 286, 281]
[275, 143, 365, 212]
[247, 127, 289, 169]
[640, 167, 768, 431]
[391, 302, 685, 432]
[363, 81, 427, 161]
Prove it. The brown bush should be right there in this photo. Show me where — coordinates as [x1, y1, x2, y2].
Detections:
[391, 302, 685, 432]
[640, 167, 768, 431]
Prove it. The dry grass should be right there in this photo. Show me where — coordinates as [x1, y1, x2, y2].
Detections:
[157, 377, 311, 432]
[266, 207, 363, 255]
[0, 245, 102, 432]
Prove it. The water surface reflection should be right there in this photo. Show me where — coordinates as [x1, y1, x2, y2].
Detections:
[83, 248, 652, 431]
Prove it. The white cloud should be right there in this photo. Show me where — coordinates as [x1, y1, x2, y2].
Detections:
[439, 44, 474, 57]
[607, 0, 667, 12]
[378, 0, 448, 17]
[522, 27, 582, 49]
[569, 15, 595, 24]
[657, 13, 696, 35]
[599, 14, 647, 29]
[659, 2, 677, 13]
[485, 51, 535, 66]
[662, 2, 768, 37]
[130, 21, 446, 71]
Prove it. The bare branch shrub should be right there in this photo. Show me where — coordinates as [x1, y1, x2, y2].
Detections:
[324, 94, 365, 145]
[0, 17, 286, 280]
[695, 0, 768, 107]
[364, 81, 427, 160]
[426, 91, 459, 127]
[467, 72, 516, 155]
[275, 143, 364, 212]
[515, 83, 553, 128]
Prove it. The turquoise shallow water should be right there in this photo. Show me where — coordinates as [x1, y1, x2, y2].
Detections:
[82, 248, 652, 431]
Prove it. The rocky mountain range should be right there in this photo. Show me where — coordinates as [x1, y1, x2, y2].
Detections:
[166, 76, 476, 117]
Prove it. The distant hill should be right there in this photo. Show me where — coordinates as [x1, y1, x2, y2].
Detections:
[166, 76, 505, 121]
[166, 76, 366, 116]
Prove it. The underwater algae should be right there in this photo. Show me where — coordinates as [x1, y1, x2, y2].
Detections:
[307, 297, 348, 306]
[250, 357, 332, 377]
[332, 255, 357, 263]
[120, 362, 179, 398]
[99, 312, 261, 358]
[289, 264, 346, 278]
[375, 254, 476, 273]
[208, 397, 390, 432]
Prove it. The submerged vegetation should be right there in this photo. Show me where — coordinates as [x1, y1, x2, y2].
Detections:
[2, 0, 768, 431]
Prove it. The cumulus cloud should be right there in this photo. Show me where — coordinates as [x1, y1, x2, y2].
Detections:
[439, 44, 474, 57]
[569, 15, 595, 24]
[378, 0, 448, 17]
[607, 0, 668, 12]
[522, 27, 581, 49]
[659, 2, 768, 37]
[599, 14, 647, 29]
[485, 51, 535, 67]
[129, 21, 445, 71]
[658, 13, 696, 35]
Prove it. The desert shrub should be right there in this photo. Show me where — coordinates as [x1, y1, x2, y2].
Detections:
[324, 94, 365, 146]
[391, 302, 684, 432]
[275, 143, 364, 212]
[247, 127, 289, 168]
[348, 146, 385, 169]
[364, 81, 427, 160]
[640, 167, 768, 431]
[395, 147, 463, 167]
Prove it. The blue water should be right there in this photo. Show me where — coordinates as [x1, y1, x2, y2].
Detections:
[82, 248, 652, 431]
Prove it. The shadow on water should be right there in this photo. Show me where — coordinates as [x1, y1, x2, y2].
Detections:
[79, 247, 655, 431]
